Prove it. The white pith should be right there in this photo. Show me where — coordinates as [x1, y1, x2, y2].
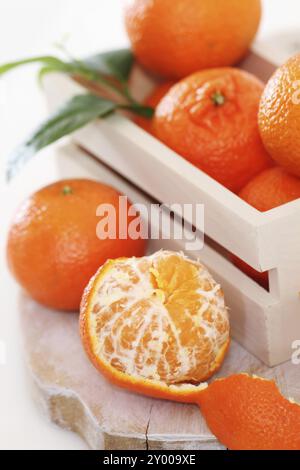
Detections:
[89, 251, 229, 385]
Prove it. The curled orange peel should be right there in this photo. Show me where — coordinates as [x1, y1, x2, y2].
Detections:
[196, 373, 300, 450]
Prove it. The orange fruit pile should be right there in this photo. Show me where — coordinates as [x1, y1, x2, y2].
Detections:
[230, 54, 300, 285]
[153, 68, 272, 193]
[198, 374, 300, 450]
[80, 250, 230, 401]
[125, 0, 262, 79]
[134, 53, 300, 285]
[7, 179, 146, 311]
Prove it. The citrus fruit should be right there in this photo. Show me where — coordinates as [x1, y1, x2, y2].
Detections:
[125, 0, 262, 79]
[7, 179, 146, 311]
[197, 374, 300, 450]
[80, 250, 230, 402]
[135, 81, 175, 134]
[233, 167, 300, 286]
[259, 53, 300, 176]
[239, 166, 300, 211]
[153, 68, 273, 192]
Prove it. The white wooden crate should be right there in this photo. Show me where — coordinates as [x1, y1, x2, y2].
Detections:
[43, 47, 300, 368]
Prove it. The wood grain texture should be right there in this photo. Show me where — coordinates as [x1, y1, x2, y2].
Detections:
[20, 293, 300, 450]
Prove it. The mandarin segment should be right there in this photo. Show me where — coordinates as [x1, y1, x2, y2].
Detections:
[197, 374, 300, 450]
[80, 251, 230, 398]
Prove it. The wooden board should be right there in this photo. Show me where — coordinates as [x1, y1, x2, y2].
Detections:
[20, 293, 300, 450]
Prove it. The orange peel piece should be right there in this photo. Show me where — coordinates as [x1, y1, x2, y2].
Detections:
[197, 373, 300, 450]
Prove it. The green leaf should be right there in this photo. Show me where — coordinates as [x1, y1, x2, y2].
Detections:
[0, 50, 136, 101]
[0, 49, 135, 83]
[0, 56, 70, 76]
[81, 49, 134, 82]
[7, 94, 117, 181]
[122, 103, 155, 118]
[37, 64, 78, 85]
[2, 50, 153, 180]
[38, 66, 61, 85]
[0, 55, 93, 86]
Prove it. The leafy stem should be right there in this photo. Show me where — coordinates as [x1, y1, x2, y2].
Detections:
[0, 48, 155, 180]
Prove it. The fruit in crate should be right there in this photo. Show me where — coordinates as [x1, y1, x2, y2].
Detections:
[198, 374, 300, 450]
[153, 68, 272, 193]
[233, 167, 300, 287]
[124, 0, 262, 79]
[259, 53, 300, 176]
[240, 167, 300, 211]
[80, 250, 230, 401]
[7, 179, 146, 311]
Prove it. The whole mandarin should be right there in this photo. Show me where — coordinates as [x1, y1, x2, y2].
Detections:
[259, 53, 300, 176]
[233, 167, 300, 287]
[125, 0, 262, 79]
[154, 68, 272, 193]
[7, 179, 146, 311]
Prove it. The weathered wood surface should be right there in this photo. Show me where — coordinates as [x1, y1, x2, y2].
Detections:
[20, 294, 300, 450]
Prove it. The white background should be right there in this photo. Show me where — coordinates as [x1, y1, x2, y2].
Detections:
[0, 0, 299, 450]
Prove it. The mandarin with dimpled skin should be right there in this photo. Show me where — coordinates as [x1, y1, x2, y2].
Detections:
[233, 167, 300, 286]
[153, 68, 273, 193]
[125, 0, 262, 79]
[7, 179, 146, 311]
[259, 54, 300, 176]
